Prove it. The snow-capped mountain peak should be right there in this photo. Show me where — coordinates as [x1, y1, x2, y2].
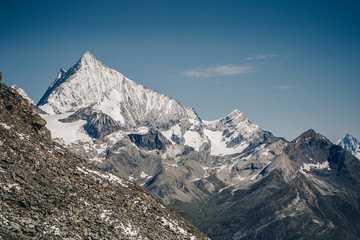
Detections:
[200, 109, 268, 156]
[75, 51, 105, 70]
[337, 134, 360, 159]
[81, 50, 94, 60]
[37, 51, 109, 108]
[226, 109, 248, 124]
[337, 134, 358, 150]
[38, 52, 189, 128]
[204, 109, 250, 131]
[228, 109, 245, 119]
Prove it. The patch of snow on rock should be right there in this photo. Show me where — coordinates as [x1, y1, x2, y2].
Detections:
[77, 166, 128, 188]
[161, 124, 181, 144]
[120, 222, 138, 237]
[204, 129, 249, 156]
[0, 123, 12, 130]
[299, 161, 331, 174]
[183, 130, 206, 151]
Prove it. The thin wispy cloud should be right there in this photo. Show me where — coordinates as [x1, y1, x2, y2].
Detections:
[185, 65, 254, 78]
[276, 85, 294, 89]
[244, 54, 279, 61]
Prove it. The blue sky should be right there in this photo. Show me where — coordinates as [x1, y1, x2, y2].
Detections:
[1, 0, 359, 142]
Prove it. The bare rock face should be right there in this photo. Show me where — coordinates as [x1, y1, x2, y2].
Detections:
[59, 107, 122, 138]
[128, 130, 171, 151]
[0, 82, 208, 239]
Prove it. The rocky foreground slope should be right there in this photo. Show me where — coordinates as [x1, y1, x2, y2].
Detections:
[0, 82, 208, 239]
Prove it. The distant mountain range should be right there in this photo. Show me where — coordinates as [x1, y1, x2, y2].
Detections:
[10, 52, 360, 239]
[337, 134, 360, 160]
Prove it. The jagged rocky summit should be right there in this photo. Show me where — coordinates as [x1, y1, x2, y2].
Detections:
[0, 82, 208, 239]
[27, 52, 360, 239]
[337, 134, 360, 159]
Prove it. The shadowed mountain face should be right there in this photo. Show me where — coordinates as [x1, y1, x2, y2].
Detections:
[0, 82, 208, 239]
[16, 52, 360, 239]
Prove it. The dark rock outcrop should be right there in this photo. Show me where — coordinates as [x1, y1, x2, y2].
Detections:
[59, 107, 122, 139]
[128, 130, 171, 151]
